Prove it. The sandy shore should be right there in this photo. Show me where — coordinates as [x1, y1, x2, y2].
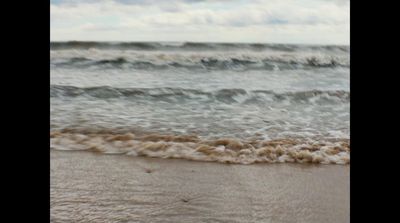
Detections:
[51, 150, 349, 223]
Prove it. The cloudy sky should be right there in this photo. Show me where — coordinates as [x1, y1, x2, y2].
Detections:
[50, 0, 349, 44]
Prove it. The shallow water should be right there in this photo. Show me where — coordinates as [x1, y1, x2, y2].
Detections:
[50, 42, 349, 164]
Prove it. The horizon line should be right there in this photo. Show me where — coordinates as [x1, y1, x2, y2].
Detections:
[50, 40, 350, 46]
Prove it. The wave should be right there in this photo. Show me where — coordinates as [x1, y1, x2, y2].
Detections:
[51, 41, 162, 50]
[50, 131, 350, 165]
[51, 56, 348, 70]
[50, 85, 349, 104]
[50, 41, 349, 52]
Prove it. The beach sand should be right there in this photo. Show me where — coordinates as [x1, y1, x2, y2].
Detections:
[50, 150, 349, 223]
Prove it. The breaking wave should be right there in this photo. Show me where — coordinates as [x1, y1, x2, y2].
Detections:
[51, 55, 348, 70]
[50, 131, 349, 165]
[50, 85, 349, 104]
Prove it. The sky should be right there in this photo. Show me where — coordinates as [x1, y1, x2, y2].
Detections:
[50, 0, 350, 45]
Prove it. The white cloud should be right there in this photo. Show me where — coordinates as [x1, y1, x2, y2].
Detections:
[51, 0, 349, 44]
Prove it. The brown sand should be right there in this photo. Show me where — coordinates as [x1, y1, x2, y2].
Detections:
[50, 150, 349, 223]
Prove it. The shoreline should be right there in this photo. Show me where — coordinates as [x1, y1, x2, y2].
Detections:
[50, 132, 350, 165]
[51, 150, 349, 222]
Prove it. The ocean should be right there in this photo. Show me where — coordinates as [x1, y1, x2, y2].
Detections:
[50, 41, 350, 164]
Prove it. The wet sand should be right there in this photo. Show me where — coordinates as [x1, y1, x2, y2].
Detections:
[50, 150, 349, 223]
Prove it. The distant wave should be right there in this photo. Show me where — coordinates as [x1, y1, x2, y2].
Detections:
[50, 85, 349, 104]
[51, 56, 348, 70]
[50, 41, 349, 52]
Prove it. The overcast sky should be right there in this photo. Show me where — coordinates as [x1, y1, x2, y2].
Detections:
[50, 0, 349, 44]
